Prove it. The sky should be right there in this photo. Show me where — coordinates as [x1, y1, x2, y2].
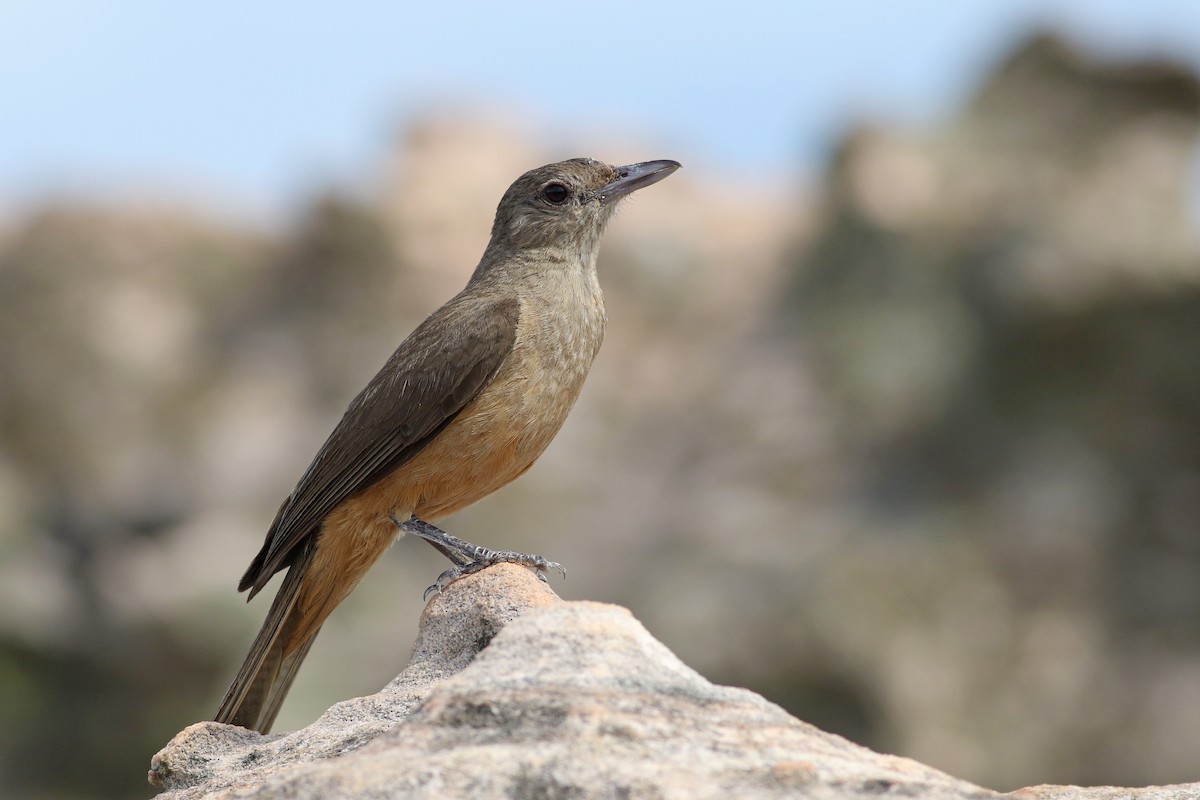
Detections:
[2, 1, 1199, 219]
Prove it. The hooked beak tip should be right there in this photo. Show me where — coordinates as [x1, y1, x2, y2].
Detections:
[598, 160, 681, 204]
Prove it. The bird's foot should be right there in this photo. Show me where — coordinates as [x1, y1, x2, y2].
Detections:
[424, 550, 566, 600]
[391, 515, 566, 600]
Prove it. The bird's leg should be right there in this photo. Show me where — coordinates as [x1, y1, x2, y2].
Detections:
[390, 515, 566, 599]
[399, 517, 475, 568]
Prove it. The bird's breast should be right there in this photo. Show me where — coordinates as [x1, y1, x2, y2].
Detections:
[399, 285, 606, 520]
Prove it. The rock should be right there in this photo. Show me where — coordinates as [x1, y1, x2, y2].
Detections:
[1008, 787, 1200, 800]
[148, 564, 1199, 799]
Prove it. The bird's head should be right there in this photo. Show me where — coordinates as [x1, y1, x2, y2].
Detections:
[486, 158, 680, 263]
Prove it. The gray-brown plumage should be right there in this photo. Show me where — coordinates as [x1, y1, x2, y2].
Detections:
[214, 157, 680, 733]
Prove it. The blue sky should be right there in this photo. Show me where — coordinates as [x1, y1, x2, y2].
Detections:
[2, 1, 1198, 217]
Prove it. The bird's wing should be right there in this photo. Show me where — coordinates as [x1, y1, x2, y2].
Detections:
[238, 292, 520, 597]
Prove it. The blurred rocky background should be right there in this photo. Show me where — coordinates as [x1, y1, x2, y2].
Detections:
[2, 31, 1199, 799]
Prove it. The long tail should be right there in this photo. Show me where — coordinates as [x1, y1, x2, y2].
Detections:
[214, 541, 320, 733]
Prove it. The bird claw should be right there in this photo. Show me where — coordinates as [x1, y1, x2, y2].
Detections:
[421, 550, 566, 601]
[401, 516, 565, 601]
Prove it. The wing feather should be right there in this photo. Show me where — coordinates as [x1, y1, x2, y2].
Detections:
[238, 291, 520, 597]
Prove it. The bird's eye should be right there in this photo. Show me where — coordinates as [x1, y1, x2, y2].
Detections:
[542, 183, 570, 204]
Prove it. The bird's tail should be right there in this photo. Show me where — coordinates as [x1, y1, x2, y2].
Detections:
[214, 542, 320, 734]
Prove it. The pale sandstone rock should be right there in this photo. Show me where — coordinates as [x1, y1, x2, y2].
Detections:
[149, 565, 1200, 800]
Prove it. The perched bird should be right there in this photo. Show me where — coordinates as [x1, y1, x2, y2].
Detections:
[214, 157, 681, 733]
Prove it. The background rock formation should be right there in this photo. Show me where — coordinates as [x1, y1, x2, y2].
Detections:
[1, 33, 1198, 798]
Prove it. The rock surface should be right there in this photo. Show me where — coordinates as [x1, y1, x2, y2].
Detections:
[149, 565, 1199, 800]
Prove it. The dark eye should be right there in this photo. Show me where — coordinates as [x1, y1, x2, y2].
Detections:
[542, 183, 570, 204]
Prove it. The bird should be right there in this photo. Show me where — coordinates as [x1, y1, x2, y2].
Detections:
[213, 157, 681, 733]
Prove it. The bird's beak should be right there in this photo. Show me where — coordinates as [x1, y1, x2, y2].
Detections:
[597, 160, 681, 204]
